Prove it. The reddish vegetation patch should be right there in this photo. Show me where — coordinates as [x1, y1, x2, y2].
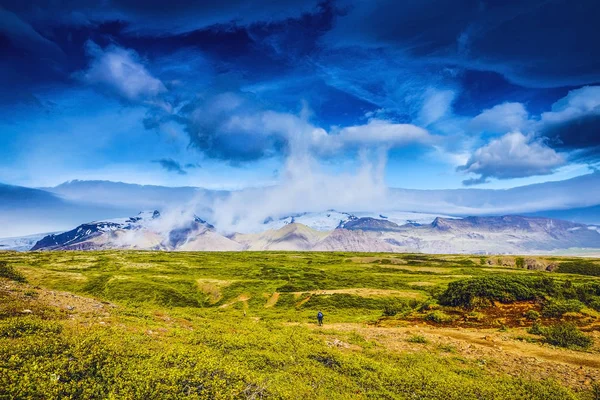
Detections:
[397, 301, 597, 330]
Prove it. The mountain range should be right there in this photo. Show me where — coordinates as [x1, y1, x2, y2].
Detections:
[26, 210, 600, 254]
[2, 173, 600, 253]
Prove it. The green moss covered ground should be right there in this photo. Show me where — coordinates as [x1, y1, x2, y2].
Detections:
[1, 251, 599, 399]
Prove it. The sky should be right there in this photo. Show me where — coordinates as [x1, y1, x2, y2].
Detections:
[1, 0, 599, 191]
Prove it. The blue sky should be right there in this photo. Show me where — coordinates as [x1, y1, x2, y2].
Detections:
[1, 0, 599, 190]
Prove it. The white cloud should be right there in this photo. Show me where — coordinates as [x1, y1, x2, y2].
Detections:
[469, 102, 530, 134]
[318, 119, 435, 153]
[181, 91, 436, 160]
[209, 152, 389, 233]
[458, 131, 566, 185]
[539, 85, 600, 125]
[418, 88, 455, 126]
[80, 41, 166, 102]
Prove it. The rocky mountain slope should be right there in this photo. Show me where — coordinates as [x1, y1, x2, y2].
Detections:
[30, 211, 241, 251]
[28, 211, 600, 254]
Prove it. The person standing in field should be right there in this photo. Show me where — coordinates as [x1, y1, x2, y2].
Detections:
[317, 311, 324, 326]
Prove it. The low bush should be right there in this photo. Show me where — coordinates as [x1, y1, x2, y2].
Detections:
[417, 299, 439, 311]
[541, 299, 584, 318]
[406, 334, 428, 344]
[382, 303, 401, 316]
[589, 298, 600, 312]
[438, 276, 540, 308]
[528, 322, 544, 335]
[425, 311, 454, 324]
[524, 310, 540, 320]
[556, 261, 600, 277]
[439, 275, 600, 310]
[528, 322, 593, 349]
[0, 261, 26, 283]
[0, 317, 63, 338]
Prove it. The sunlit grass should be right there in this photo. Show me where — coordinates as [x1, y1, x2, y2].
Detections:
[0, 251, 598, 399]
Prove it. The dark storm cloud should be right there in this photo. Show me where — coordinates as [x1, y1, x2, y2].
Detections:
[540, 114, 600, 162]
[0, 0, 322, 34]
[536, 86, 600, 161]
[325, 0, 600, 88]
[152, 158, 187, 175]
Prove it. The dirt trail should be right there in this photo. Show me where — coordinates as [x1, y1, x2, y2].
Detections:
[265, 292, 280, 308]
[308, 322, 600, 390]
[219, 294, 251, 309]
[1, 280, 114, 315]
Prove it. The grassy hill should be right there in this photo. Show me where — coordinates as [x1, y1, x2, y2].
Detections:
[1, 251, 600, 399]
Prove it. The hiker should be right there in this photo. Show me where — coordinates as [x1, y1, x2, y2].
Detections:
[317, 311, 324, 326]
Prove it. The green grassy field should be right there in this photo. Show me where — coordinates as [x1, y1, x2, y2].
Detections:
[1, 251, 600, 399]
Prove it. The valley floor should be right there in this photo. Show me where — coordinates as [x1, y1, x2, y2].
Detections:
[1, 251, 600, 399]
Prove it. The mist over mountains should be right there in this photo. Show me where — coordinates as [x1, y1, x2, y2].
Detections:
[26, 209, 600, 254]
[1, 172, 600, 250]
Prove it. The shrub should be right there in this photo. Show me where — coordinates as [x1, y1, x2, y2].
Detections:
[515, 257, 525, 269]
[591, 382, 600, 400]
[417, 299, 439, 312]
[528, 322, 544, 335]
[524, 310, 540, 321]
[589, 298, 600, 312]
[382, 303, 402, 316]
[541, 299, 584, 318]
[466, 311, 486, 322]
[425, 311, 454, 324]
[406, 334, 428, 344]
[0, 317, 62, 338]
[556, 261, 600, 276]
[531, 322, 593, 349]
[438, 276, 540, 308]
[0, 261, 26, 283]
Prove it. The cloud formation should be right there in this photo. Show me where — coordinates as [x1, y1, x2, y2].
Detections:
[321, 120, 435, 152]
[79, 41, 166, 102]
[152, 158, 187, 175]
[324, 0, 600, 88]
[468, 102, 529, 134]
[210, 151, 389, 233]
[538, 86, 600, 161]
[1, 0, 600, 193]
[458, 132, 566, 185]
[145, 89, 436, 163]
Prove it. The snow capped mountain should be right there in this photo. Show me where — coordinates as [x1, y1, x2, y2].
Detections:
[4, 174, 600, 239]
[29, 210, 600, 254]
[258, 210, 454, 232]
[30, 210, 238, 251]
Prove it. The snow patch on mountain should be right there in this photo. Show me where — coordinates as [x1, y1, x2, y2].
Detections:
[257, 210, 455, 233]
